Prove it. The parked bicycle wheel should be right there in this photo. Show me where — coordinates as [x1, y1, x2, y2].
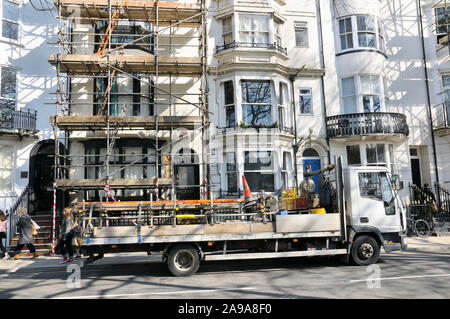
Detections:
[414, 219, 431, 237]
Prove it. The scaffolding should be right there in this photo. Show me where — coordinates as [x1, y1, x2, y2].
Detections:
[50, 0, 210, 207]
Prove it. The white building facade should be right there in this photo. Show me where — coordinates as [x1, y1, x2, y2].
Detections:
[207, 0, 449, 203]
[0, 0, 57, 213]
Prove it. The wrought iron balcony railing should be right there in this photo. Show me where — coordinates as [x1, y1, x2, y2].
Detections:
[0, 109, 38, 134]
[216, 41, 287, 55]
[326, 112, 409, 138]
[432, 103, 449, 130]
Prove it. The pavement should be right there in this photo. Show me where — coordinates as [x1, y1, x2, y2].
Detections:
[0, 235, 448, 275]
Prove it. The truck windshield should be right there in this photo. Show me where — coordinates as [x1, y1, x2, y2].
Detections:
[358, 172, 396, 215]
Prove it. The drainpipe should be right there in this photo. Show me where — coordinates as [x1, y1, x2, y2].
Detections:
[317, 0, 331, 165]
[417, 0, 440, 184]
[290, 74, 299, 190]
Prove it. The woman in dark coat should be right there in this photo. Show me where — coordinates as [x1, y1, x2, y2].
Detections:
[11, 208, 38, 260]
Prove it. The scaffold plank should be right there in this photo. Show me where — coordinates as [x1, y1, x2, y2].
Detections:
[55, 0, 202, 26]
[50, 115, 203, 130]
[49, 54, 202, 75]
[55, 177, 172, 189]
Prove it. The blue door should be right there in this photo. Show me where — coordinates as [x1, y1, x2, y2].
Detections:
[303, 159, 321, 193]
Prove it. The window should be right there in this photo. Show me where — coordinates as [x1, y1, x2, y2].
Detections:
[358, 172, 395, 215]
[277, 82, 286, 128]
[239, 14, 269, 44]
[281, 152, 292, 189]
[2, 0, 19, 40]
[339, 17, 353, 50]
[359, 172, 382, 200]
[226, 152, 237, 193]
[94, 77, 119, 115]
[244, 151, 274, 192]
[342, 77, 357, 114]
[222, 16, 233, 45]
[299, 88, 312, 114]
[435, 6, 449, 43]
[274, 19, 282, 47]
[338, 15, 384, 52]
[224, 81, 235, 127]
[294, 21, 308, 47]
[241, 80, 272, 126]
[0, 145, 13, 192]
[360, 75, 381, 112]
[346, 145, 361, 165]
[443, 75, 450, 126]
[366, 143, 386, 165]
[0, 67, 16, 118]
[357, 15, 376, 48]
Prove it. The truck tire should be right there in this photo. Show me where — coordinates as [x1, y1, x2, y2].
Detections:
[351, 235, 380, 266]
[167, 244, 200, 277]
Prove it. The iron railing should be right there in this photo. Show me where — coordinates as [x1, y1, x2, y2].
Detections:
[432, 103, 449, 130]
[326, 112, 409, 138]
[5, 185, 31, 247]
[0, 109, 38, 134]
[216, 41, 287, 55]
[435, 183, 450, 218]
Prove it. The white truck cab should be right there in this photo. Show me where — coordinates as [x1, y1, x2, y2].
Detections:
[343, 166, 407, 264]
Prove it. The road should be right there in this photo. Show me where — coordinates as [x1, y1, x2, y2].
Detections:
[0, 250, 449, 299]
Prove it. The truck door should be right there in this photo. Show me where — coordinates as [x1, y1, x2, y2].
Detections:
[356, 171, 400, 233]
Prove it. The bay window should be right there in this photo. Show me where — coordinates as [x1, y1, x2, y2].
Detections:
[341, 75, 384, 114]
[239, 14, 269, 44]
[226, 152, 237, 193]
[337, 15, 385, 52]
[244, 151, 274, 192]
[346, 145, 361, 165]
[241, 80, 272, 126]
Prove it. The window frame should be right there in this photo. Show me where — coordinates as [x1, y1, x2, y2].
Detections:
[240, 79, 273, 127]
[222, 15, 233, 46]
[243, 151, 275, 192]
[0, 144, 13, 193]
[338, 17, 353, 50]
[223, 80, 235, 128]
[435, 6, 450, 43]
[1, 0, 20, 42]
[294, 21, 308, 48]
[337, 15, 385, 53]
[239, 13, 270, 45]
[0, 66, 17, 114]
[341, 74, 385, 114]
[298, 88, 313, 115]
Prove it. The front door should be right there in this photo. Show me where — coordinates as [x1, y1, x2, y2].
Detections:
[410, 158, 421, 187]
[303, 159, 321, 193]
[175, 165, 199, 200]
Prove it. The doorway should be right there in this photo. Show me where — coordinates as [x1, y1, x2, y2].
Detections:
[302, 148, 321, 193]
[410, 148, 422, 187]
[28, 140, 65, 214]
[174, 148, 200, 200]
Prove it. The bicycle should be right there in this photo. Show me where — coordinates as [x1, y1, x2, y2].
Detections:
[406, 215, 431, 238]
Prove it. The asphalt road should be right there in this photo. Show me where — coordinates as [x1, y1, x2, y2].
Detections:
[0, 250, 449, 299]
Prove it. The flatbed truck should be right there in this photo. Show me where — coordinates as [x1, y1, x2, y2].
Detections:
[73, 156, 407, 276]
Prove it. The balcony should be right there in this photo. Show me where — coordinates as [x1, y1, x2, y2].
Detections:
[432, 103, 450, 136]
[326, 112, 409, 141]
[216, 41, 287, 55]
[217, 123, 294, 135]
[0, 109, 38, 136]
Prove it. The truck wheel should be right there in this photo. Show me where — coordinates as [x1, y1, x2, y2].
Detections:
[351, 235, 380, 266]
[167, 244, 200, 277]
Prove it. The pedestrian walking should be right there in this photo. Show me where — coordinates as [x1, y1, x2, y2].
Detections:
[11, 208, 38, 260]
[73, 209, 82, 258]
[0, 210, 9, 259]
[59, 207, 75, 263]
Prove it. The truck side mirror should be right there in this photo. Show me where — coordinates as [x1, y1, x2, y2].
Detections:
[392, 175, 403, 191]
